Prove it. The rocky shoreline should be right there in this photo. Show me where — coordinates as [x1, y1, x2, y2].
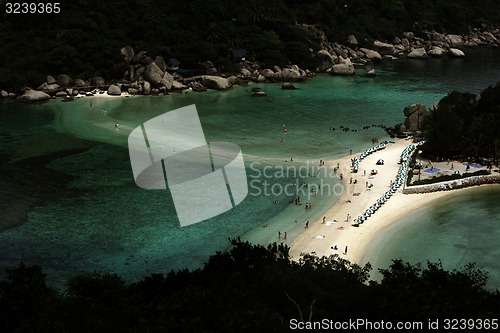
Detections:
[1, 27, 499, 102]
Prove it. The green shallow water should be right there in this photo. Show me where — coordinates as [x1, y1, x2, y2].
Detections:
[1, 49, 500, 287]
[362, 186, 500, 290]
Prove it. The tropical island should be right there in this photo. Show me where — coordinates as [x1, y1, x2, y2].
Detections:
[1, 1, 500, 332]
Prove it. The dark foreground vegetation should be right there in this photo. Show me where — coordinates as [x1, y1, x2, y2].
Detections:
[422, 82, 500, 163]
[0, 239, 498, 332]
[1, 0, 499, 89]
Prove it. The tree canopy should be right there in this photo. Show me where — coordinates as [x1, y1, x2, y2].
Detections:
[422, 82, 500, 161]
[0, 239, 499, 332]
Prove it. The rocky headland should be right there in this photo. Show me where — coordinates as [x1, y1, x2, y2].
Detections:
[1, 27, 499, 102]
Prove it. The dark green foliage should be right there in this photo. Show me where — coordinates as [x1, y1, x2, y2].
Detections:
[372, 260, 496, 320]
[0, 240, 499, 332]
[1, 0, 499, 90]
[423, 83, 500, 161]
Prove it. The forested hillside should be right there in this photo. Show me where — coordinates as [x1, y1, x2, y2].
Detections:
[422, 82, 500, 161]
[0, 0, 499, 89]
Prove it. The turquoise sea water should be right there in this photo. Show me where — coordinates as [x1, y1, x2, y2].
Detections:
[1, 49, 499, 287]
[362, 186, 500, 290]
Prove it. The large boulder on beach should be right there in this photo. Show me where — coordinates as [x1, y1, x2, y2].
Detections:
[107, 84, 122, 96]
[19, 90, 50, 101]
[449, 48, 465, 57]
[359, 48, 382, 62]
[159, 71, 174, 90]
[331, 63, 355, 75]
[403, 104, 428, 132]
[447, 34, 463, 46]
[373, 41, 396, 55]
[331, 56, 355, 75]
[201, 75, 231, 90]
[240, 68, 252, 78]
[428, 46, 446, 57]
[144, 63, 164, 85]
[281, 68, 301, 80]
[404, 104, 426, 117]
[47, 75, 56, 84]
[408, 48, 427, 58]
[261, 68, 275, 79]
[1, 90, 9, 98]
[143, 81, 151, 95]
[316, 50, 336, 69]
[41, 83, 61, 93]
[57, 74, 72, 87]
[171, 80, 188, 90]
[428, 32, 447, 42]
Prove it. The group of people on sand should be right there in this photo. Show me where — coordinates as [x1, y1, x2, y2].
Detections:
[278, 231, 287, 240]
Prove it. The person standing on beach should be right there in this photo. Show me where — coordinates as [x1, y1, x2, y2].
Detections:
[305, 221, 309, 228]
[284, 232, 287, 240]
[278, 231, 281, 239]
[344, 246, 348, 255]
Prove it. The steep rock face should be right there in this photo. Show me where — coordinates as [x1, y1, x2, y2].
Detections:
[201, 76, 231, 90]
[155, 56, 167, 72]
[403, 104, 428, 131]
[19, 90, 51, 101]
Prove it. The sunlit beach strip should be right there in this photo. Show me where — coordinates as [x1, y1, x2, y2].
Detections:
[289, 139, 499, 267]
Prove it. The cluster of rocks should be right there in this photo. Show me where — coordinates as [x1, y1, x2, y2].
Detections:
[403, 174, 500, 194]
[1, 27, 499, 102]
[386, 102, 439, 139]
[2, 45, 315, 101]
[304, 24, 500, 76]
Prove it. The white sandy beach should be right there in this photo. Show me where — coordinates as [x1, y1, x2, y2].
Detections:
[289, 138, 498, 267]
